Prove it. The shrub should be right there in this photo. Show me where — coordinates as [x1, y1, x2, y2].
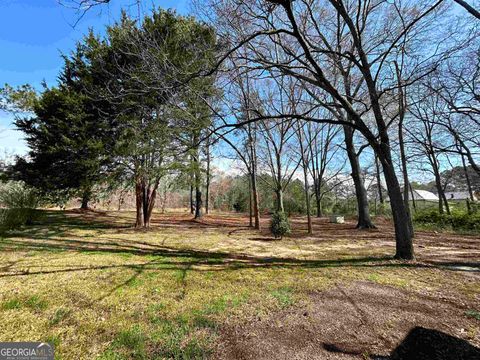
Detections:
[413, 208, 480, 232]
[0, 181, 41, 231]
[283, 196, 306, 216]
[469, 201, 480, 214]
[270, 211, 291, 239]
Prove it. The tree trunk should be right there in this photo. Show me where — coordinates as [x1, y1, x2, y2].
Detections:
[248, 123, 260, 229]
[409, 183, 417, 212]
[461, 151, 475, 202]
[397, 93, 414, 237]
[303, 165, 312, 234]
[80, 189, 91, 210]
[248, 174, 253, 227]
[250, 168, 260, 229]
[190, 183, 194, 215]
[375, 155, 384, 205]
[193, 144, 203, 219]
[195, 188, 203, 219]
[344, 125, 375, 229]
[378, 149, 414, 260]
[161, 187, 167, 214]
[276, 188, 285, 213]
[205, 140, 211, 215]
[135, 177, 144, 228]
[142, 181, 150, 226]
[315, 183, 322, 217]
[144, 186, 158, 228]
[297, 122, 313, 234]
[431, 156, 450, 214]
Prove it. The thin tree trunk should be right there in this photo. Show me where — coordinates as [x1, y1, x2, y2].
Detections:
[193, 137, 203, 219]
[461, 151, 475, 202]
[297, 122, 312, 234]
[396, 67, 414, 237]
[135, 177, 144, 228]
[375, 155, 384, 205]
[248, 173, 253, 227]
[344, 125, 375, 229]
[315, 184, 322, 217]
[248, 123, 260, 229]
[409, 183, 417, 212]
[431, 156, 450, 215]
[250, 168, 260, 229]
[302, 163, 312, 234]
[276, 151, 285, 213]
[142, 181, 150, 226]
[205, 140, 211, 215]
[190, 183, 194, 215]
[161, 187, 167, 214]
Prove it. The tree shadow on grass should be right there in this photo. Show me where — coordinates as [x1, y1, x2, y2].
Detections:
[0, 234, 478, 279]
[1, 210, 478, 278]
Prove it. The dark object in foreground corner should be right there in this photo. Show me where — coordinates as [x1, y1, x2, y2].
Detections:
[324, 326, 480, 360]
[389, 327, 480, 360]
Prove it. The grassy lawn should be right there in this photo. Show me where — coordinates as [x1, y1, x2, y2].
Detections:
[0, 210, 479, 359]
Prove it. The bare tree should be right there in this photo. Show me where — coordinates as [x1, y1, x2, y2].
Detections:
[409, 94, 452, 214]
[201, 0, 468, 259]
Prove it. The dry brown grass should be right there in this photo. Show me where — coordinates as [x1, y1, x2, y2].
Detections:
[0, 210, 478, 359]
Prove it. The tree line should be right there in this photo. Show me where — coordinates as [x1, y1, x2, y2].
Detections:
[0, 1, 479, 260]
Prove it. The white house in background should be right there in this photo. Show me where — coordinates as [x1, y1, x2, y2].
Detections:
[410, 189, 439, 202]
[384, 189, 438, 202]
[444, 191, 479, 201]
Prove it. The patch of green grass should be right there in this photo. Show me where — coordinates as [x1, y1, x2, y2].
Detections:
[363, 271, 409, 288]
[195, 294, 248, 318]
[49, 307, 70, 326]
[271, 286, 294, 308]
[25, 295, 48, 311]
[113, 325, 146, 359]
[96, 349, 126, 360]
[465, 310, 480, 321]
[45, 335, 61, 350]
[2, 295, 48, 311]
[125, 276, 143, 288]
[152, 317, 214, 359]
[2, 298, 22, 310]
[367, 273, 380, 282]
[148, 302, 166, 313]
[201, 297, 228, 315]
[191, 315, 217, 330]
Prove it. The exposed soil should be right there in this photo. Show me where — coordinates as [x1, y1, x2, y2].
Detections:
[214, 281, 480, 360]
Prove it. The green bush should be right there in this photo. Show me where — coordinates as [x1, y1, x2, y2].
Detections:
[331, 198, 358, 216]
[413, 208, 480, 231]
[0, 181, 41, 231]
[283, 196, 306, 216]
[270, 211, 291, 239]
[469, 201, 480, 214]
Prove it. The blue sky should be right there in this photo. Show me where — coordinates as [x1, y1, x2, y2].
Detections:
[0, 0, 189, 156]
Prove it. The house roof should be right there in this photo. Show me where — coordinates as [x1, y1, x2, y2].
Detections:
[412, 189, 439, 201]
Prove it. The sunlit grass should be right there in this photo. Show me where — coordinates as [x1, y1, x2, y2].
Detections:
[0, 210, 477, 359]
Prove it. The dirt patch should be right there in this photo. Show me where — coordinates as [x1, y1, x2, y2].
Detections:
[214, 281, 480, 359]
